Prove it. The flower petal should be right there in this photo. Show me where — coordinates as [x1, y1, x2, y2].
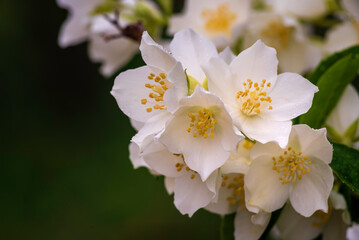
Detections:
[292, 125, 333, 164]
[289, 158, 334, 217]
[230, 40, 278, 89]
[219, 47, 236, 65]
[174, 171, 217, 217]
[129, 142, 149, 169]
[140, 31, 176, 72]
[326, 85, 359, 136]
[234, 210, 271, 240]
[260, 72, 318, 121]
[170, 29, 218, 84]
[245, 156, 290, 213]
[142, 141, 184, 178]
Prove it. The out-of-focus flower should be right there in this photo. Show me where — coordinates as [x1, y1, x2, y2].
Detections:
[347, 223, 359, 240]
[168, 0, 250, 49]
[325, 0, 359, 54]
[158, 85, 243, 181]
[245, 124, 334, 217]
[57, 0, 165, 76]
[266, 0, 328, 20]
[326, 85, 359, 147]
[242, 12, 322, 74]
[142, 141, 221, 216]
[203, 40, 318, 147]
[275, 191, 351, 240]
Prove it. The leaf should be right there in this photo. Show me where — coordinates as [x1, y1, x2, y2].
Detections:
[330, 143, 359, 194]
[300, 47, 359, 129]
[308, 45, 359, 85]
[220, 213, 235, 240]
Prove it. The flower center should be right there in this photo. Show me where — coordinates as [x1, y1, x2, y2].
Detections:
[236, 79, 273, 116]
[272, 146, 311, 184]
[201, 3, 237, 38]
[187, 108, 217, 138]
[173, 154, 198, 180]
[141, 72, 171, 113]
[260, 18, 293, 50]
[221, 174, 245, 208]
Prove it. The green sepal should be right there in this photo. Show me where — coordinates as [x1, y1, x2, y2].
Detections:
[90, 0, 122, 16]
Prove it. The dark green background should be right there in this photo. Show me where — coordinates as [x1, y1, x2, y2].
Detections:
[0, 1, 220, 239]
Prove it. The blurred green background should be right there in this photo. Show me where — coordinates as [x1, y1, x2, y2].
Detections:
[0, 1, 221, 239]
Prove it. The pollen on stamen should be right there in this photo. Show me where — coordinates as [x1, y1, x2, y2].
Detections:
[222, 174, 245, 208]
[236, 78, 273, 116]
[186, 108, 217, 139]
[143, 72, 171, 113]
[272, 146, 311, 184]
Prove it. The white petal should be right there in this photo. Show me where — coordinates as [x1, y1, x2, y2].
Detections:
[292, 125, 333, 164]
[170, 29, 218, 84]
[290, 158, 334, 217]
[325, 22, 358, 54]
[140, 32, 176, 72]
[234, 210, 271, 240]
[88, 35, 138, 76]
[163, 62, 188, 113]
[230, 40, 278, 89]
[326, 85, 359, 136]
[219, 47, 236, 65]
[330, 191, 348, 211]
[250, 141, 284, 160]
[130, 118, 144, 131]
[342, 0, 359, 21]
[202, 57, 237, 106]
[57, 0, 101, 47]
[111, 66, 165, 122]
[245, 156, 290, 213]
[235, 115, 292, 148]
[221, 140, 254, 175]
[164, 177, 175, 195]
[142, 141, 184, 178]
[278, 40, 322, 74]
[261, 72, 318, 121]
[174, 171, 217, 217]
[129, 142, 149, 169]
[131, 111, 170, 151]
[276, 203, 322, 240]
[347, 224, 359, 240]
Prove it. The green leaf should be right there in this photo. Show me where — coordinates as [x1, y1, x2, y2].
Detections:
[308, 45, 359, 85]
[90, 0, 121, 16]
[220, 213, 235, 240]
[299, 46, 359, 129]
[330, 143, 359, 194]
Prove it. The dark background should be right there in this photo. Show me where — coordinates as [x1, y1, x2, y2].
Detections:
[0, 1, 221, 239]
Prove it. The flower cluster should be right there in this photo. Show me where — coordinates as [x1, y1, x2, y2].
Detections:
[57, 0, 359, 239]
[111, 29, 338, 239]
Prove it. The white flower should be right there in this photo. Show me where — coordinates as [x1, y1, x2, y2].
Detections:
[142, 140, 221, 217]
[244, 124, 334, 217]
[203, 40, 318, 147]
[325, 0, 359, 54]
[242, 12, 322, 74]
[158, 85, 243, 181]
[168, 0, 250, 49]
[347, 223, 359, 240]
[325, 22, 359, 54]
[57, 0, 103, 47]
[111, 31, 188, 150]
[326, 85, 359, 146]
[205, 139, 271, 240]
[275, 191, 351, 240]
[265, 0, 328, 20]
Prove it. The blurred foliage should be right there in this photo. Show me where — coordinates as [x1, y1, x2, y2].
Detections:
[0, 0, 220, 239]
